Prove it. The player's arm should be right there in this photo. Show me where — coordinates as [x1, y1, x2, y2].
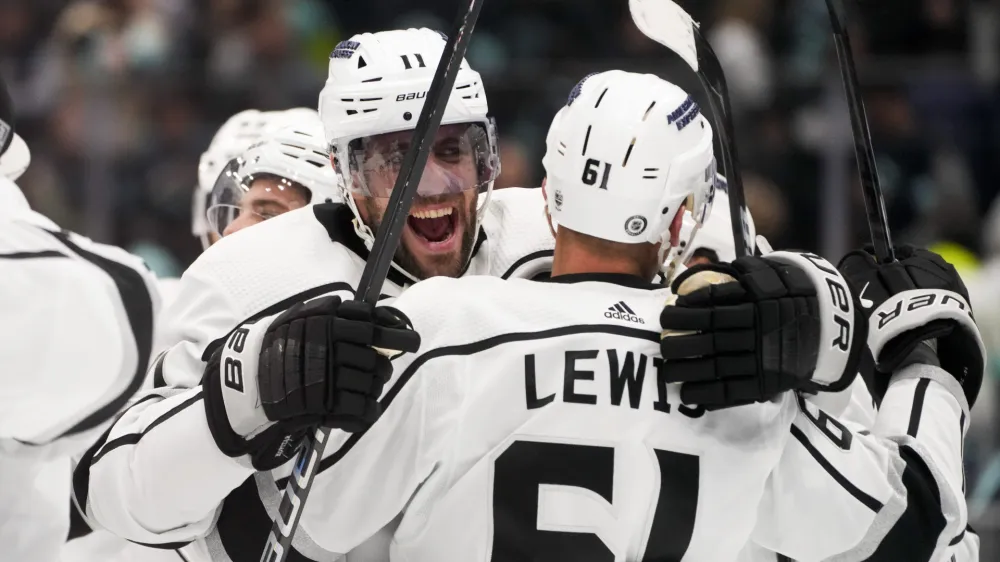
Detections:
[79, 290, 408, 550]
[757, 246, 982, 561]
[754, 358, 971, 561]
[74, 253, 258, 544]
[0, 222, 159, 459]
[279, 281, 462, 557]
[151, 259, 248, 389]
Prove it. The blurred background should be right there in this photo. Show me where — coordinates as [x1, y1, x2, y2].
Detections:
[3, 0, 1000, 554]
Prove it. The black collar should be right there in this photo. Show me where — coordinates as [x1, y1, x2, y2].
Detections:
[312, 202, 487, 286]
[546, 272, 663, 291]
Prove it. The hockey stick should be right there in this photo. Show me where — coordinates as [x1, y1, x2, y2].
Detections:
[259, 1, 486, 560]
[824, 0, 895, 263]
[630, 0, 754, 259]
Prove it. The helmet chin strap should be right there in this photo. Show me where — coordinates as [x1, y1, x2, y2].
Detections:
[661, 218, 702, 285]
[342, 181, 495, 285]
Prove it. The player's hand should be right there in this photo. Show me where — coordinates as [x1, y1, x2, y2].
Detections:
[659, 252, 865, 410]
[203, 295, 419, 470]
[838, 245, 984, 406]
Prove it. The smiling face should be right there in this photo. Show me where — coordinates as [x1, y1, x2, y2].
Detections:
[220, 175, 310, 237]
[348, 123, 493, 279]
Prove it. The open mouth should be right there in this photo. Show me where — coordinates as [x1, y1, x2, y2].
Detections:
[407, 206, 458, 247]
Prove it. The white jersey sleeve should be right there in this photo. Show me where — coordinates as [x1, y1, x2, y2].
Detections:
[0, 219, 159, 457]
[753, 363, 970, 561]
[79, 209, 381, 547]
[151, 205, 408, 389]
[0, 195, 159, 562]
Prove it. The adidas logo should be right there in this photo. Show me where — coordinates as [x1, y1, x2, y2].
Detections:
[605, 301, 645, 324]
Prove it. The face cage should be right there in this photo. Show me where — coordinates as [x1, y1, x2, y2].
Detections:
[331, 120, 500, 200]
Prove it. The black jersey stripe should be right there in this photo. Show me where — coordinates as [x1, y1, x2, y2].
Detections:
[89, 390, 204, 465]
[70, 392, 169, 539]
[47, 230, 156, 439]
[500, 249, 554, 280]
[0, 249, 67, 259]
[907, 378, 931, 437]
[861, 445, 946, 561]
[151, 350, 168, 389]
[789, 424, 883, 513]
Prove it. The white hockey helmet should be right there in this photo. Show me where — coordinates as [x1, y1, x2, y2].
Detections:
[676, 183, 757, 264]
[318, 28, 500, 256]
[193, 108, 321, 248]
[542, 70, 717, 273]
[206, 114, 340, 237]
[0, 74, 30, 181]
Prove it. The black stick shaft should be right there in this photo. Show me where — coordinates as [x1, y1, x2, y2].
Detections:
[826, 0, 895, 263]
[259, 2, 486, 560]
[356, 2, 484, 304]
[693, 30, 752, 258]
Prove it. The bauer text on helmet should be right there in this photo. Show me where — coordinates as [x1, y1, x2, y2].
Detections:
[542, 70, 716, 276]
[319, 28, 500, 281]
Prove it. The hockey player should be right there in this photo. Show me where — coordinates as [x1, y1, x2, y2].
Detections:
[192, 108, 323, 250]
[83, 70, 974, 561]
[0, 74, 160, 562]
[203, 115, 341, 240]
[77, 27, 553, 561]
[61, 114, 344, 562]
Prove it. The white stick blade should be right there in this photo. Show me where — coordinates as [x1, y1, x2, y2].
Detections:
[629, 0, 700, 72]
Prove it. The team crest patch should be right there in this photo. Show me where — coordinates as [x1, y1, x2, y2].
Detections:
[625, 215, 648, 236]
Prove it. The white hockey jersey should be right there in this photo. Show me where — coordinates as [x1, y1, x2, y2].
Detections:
[79, 187, 556, 560]
[83, 272, 968, 561]
[0, 177, 159, 562]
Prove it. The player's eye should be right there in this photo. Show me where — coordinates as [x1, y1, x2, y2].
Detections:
[434, 139, 464, 163]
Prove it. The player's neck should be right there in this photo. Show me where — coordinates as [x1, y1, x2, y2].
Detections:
[551, 246, 647, 279]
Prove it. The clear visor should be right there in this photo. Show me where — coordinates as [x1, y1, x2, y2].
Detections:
[205, 158, 309, 237]
[339, 122, 499, 199]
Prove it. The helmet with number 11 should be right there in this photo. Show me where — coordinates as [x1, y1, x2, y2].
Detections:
[319, 28, 500, 281]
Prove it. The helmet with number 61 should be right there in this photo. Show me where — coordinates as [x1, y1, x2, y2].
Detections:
[542, 70, 717, 279]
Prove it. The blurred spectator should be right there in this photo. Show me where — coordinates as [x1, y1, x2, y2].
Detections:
[707, 0, 776, 113]
[2, 0, 1000, 552]
[495, 139, 533, 190]
[742, 172, 789, 244]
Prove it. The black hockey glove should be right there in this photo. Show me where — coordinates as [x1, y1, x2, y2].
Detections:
[838, 245, 984, 406]
[204, 296, 420, 470]
[660, 252, 866, 410]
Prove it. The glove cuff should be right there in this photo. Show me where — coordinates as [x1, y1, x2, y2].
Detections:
[765, 251, 863, 392]
[868, 289, 984, 406]
[203, 321, 273, 460]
